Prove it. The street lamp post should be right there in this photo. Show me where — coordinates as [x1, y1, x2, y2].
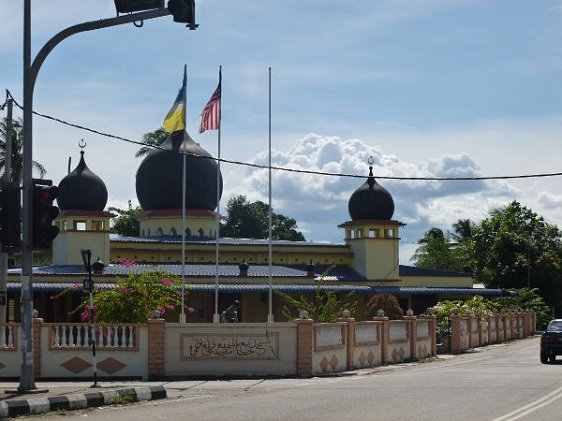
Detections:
[19, 3, 175, 392]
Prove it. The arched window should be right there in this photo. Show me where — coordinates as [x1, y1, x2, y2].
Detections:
[169, 228, 177, 236]
[198, 228, 204, 237]
[185, 228, 191, 237]
[156, 228, 164, 236]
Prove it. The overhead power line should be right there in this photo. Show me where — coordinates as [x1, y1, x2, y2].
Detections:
[5, 90, 562, 182]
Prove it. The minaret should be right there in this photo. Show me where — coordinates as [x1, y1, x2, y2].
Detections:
[53, 141, 113, 265]
[338, 157, 404, 280]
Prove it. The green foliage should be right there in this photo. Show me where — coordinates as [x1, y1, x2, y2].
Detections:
[471, 201, 562, 310]
[222, 195, 305, 241]
[275, 271, 357, 322]
[432, 288, 551, 333]
[488, 288, 551, 330]
[365, 294, 404, 320]
[135, 127, 168, 158]
[109, 200, 142, 237]
[53, 272, 188, 323]
[431, 300, 464, 334]
[410, 227, 467, 272]
[1, 117, 46, 182]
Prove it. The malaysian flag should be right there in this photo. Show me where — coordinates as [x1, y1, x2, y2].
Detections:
[199, 79, 221, 133]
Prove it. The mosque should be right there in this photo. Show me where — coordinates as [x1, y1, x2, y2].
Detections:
[6, 130, 505, 323]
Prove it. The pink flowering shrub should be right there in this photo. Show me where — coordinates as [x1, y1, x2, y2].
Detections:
[94, 272, 188, 323]
[52, 271, 189, 323]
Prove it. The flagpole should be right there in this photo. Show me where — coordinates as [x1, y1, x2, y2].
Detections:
[180, 64, 187, 323]
[267, 66, 273, 323]
[213, 66, 222, 323]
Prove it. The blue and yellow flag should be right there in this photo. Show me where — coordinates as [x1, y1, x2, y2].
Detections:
[163, 68, 186, 132]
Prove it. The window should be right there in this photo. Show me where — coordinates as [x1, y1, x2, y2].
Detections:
[74, 221, 87, 231]
[169, 228, 177, 236]
[156, 228, 164, 236]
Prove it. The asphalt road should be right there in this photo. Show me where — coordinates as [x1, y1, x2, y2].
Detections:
[24, 336, 562, 421]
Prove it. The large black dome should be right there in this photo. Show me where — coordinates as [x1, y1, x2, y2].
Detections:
[57, 151, 108, 211]
[135, 131, 223, 211]
[348, 166, 394, 220]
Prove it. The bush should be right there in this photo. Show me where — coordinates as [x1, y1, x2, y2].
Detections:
[52, 271, 190, 323]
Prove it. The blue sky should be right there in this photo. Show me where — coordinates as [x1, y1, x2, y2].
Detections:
[2, 0, 562, 263]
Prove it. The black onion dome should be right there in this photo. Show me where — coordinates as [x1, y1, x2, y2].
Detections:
[135, 131, 223, 211]
[348, 166, 394, 220]
[57, 151, 108, 211]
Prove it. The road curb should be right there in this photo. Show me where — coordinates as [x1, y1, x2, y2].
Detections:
[0, 385, 167, 419]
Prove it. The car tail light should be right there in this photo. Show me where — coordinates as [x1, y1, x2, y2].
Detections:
[542, 335, 556, 343]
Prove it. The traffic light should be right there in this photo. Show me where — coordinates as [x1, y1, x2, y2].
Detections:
[114, 0, 164, 13]
[32, 184, 60, 249]
[0, 185, 21, 250]
[167, 0, 197, 29]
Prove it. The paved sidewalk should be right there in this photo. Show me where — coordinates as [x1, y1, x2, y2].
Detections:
[0, 381, 166, 419]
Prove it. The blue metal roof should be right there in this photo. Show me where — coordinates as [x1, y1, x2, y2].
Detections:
[110, 234, 345, 248]
[9, 263, 363, 280]
[10, 263, 470, 280]
[6, 282, 509, 296]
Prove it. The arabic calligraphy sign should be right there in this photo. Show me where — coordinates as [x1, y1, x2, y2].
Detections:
[181, 333, 280, 360]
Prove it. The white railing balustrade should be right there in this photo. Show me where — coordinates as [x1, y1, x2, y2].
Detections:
[0, 323, 16, 350]
[49, 323, 137, 350]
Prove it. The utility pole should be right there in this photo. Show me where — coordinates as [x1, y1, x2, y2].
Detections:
[19, 3, 176, 392]
[0, 94, 14, 324]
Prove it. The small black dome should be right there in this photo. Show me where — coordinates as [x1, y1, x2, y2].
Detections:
[135, 131, 223, 211]
[57, 151, 108, 211]
[348, 166, 394, 220]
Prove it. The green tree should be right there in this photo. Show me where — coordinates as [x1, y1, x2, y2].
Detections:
[0, 117, 47, 182]
[411, 227, 464, 271]
[222, 195, 305, 241]
[450, 218, 475, 271]
[109, 200, 142, 237]
[135, 127, 168, 158]
[471, 201, 562, 311]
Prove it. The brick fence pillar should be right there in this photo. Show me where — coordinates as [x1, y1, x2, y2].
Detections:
[373, 316, 389, 364]
[148, 319, 165, 379]
[337, 317, 355, 370]
[450, 314, 461, 354]
[523, 311, 528, 337]
[32, 317, 43, 379]
[295, 318, 314, 377]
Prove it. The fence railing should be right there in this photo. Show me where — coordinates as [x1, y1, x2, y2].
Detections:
[48, 323, 139, 351]
[0, 323, 17, 351]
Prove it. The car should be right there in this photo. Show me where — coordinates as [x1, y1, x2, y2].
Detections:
[540, 319, 562, 363]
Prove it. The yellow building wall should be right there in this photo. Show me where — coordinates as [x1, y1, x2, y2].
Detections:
[349, 238, 400, 281]
[53, 215, 111, 265]
[400, 275, 474, 288]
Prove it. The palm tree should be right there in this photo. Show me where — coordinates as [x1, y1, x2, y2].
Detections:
[135, 127, 169, 158]
[0, 117, 47, 183]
